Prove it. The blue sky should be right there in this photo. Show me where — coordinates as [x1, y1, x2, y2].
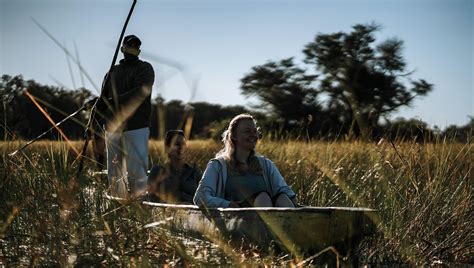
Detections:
[1, 0, 472, 128]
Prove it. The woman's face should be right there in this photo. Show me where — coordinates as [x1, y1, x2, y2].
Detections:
[167, 135, 186, 161]
[233, 119, 258, 151]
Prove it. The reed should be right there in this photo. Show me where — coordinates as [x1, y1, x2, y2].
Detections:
[0, 138, 471, 265]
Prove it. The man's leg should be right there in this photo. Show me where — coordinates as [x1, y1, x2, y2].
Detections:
[105, 131, 128, 198]
[124, 127, 149, 196]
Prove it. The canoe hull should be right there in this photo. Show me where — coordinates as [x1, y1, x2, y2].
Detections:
[144, 202, 377, 255]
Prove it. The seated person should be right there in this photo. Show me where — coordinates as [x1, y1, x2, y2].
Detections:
[193, 114, 297, 208]
[148, 130, 201, 204]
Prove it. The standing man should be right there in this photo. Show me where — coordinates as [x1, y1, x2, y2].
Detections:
[99, 34, 154, 198]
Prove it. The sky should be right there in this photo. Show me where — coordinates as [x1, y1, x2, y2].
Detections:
[1, 0, 472, 129]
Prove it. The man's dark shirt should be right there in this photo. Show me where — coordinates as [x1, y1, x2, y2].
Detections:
[100, 54, 154, 131]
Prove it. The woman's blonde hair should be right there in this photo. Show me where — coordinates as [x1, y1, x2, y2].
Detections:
[215, 114, 257, 160]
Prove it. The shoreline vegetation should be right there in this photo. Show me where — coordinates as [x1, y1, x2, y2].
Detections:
[0, 139, 472, 266]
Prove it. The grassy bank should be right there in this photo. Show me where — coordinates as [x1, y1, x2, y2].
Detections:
[0, 139, 472, 265]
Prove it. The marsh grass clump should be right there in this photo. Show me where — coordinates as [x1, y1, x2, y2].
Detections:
[0, 138, 472, 266]
[256, 138, 472, 265]
[1, 141, 201, 266]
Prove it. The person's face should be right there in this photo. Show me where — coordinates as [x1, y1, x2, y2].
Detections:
[121, 45, 141, 56]
[233, 119, 258, 151]
[167, 135, 186, 161]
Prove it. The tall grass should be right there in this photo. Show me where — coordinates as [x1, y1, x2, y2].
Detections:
[257, 139, 472, 264]
[0, 138, 472, 265]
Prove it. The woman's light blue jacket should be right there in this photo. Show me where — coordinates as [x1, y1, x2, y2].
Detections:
[193, 156, 296, 208]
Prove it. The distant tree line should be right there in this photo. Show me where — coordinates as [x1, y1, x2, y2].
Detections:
[0, 23, 471, 143]
[0, 74, 471, 143]
[0, 74, 250, 141]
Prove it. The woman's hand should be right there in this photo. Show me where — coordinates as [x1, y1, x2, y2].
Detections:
[228, 201, 242, 208]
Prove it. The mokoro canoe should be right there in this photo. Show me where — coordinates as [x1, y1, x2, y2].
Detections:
[141, 201, 377, 257]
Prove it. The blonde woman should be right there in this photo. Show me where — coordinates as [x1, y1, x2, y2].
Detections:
[194, 114, 296, 208]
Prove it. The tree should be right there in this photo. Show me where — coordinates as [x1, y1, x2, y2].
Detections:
[240, 57, 322, 134]
[191, 102, 249, 138]
[442, 116, 473, 142]
[150, 97, 250, 139]
[381, 117, 434, 142]
[0, 74, 91, 140]
[303, 23, 433, 139]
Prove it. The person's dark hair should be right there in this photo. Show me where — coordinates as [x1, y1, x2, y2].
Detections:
[123, 35, 141, 48]
[165, 130, 185, 147]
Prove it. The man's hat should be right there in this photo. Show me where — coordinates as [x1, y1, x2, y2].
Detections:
[123, 35, 141, 48]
